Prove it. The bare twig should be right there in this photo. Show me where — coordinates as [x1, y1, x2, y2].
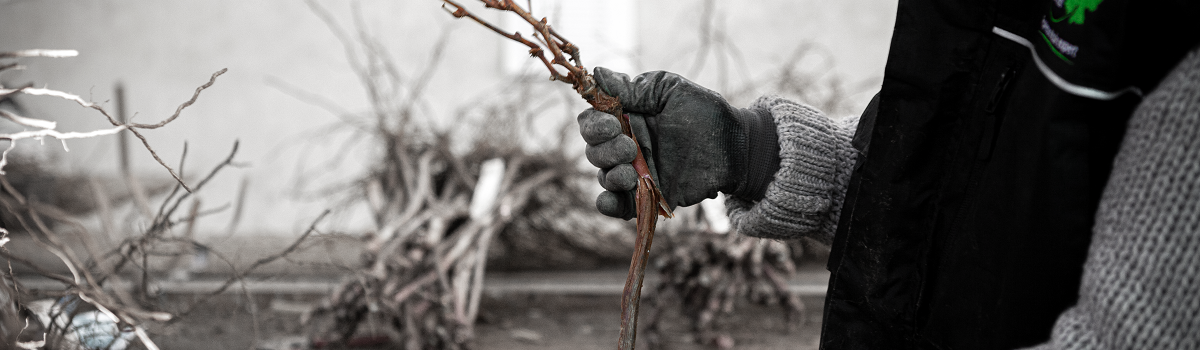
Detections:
[0, 62, 22, 73]
[440, 2, 674, 348]
[0, 250, 75, 285]
[126, 69, 226, 130]
[1, 123, 127, 143]
[146, 141, 239, 236]
[224, 176, 249, 234]
[0, 49, 78, 59]
[0, 109, 55, 129]
[115, 83, 156, 218]
[7, 87, 121, 125]
[0, 170, 25, 206]
[0, 68, 228, 191]
[173, 210, 330, 319]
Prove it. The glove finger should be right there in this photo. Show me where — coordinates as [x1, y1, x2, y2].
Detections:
[585, 134, 637, 169]
[577, 108, 624, 145]
[596, 190, 635, 220]
[594, 67, 688, 115]
[593, 67, 645, 113]
[598, 164, 637, 192]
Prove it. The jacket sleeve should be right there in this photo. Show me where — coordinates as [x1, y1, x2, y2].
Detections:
[1023, 47, 1200, 350]
[724, 95, 859, 245]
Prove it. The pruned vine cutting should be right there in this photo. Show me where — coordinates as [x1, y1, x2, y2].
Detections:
[438, 1, 676, 349]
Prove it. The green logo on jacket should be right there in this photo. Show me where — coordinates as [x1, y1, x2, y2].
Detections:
[1041, 0, 1101, 64]
[1053, 0, 1103, 25]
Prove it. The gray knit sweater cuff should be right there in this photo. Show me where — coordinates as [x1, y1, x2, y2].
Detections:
[725, 95, 859, 244]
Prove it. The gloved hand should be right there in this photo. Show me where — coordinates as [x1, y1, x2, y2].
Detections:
[578, 67, 781, 219]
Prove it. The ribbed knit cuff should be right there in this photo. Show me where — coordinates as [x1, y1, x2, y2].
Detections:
[724, 95, 859, 244]
[730, 107, 781, 201]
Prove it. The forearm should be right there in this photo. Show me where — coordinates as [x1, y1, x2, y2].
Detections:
[725, 95, 859, 244]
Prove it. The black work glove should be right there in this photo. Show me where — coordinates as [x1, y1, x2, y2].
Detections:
[578, 67, 781, 219]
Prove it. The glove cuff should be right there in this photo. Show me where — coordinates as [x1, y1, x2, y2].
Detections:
[730, 107, 781, 200]
[725, 95, 859, 244]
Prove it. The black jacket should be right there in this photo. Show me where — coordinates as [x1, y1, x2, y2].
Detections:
[822, 0, 1200, 349]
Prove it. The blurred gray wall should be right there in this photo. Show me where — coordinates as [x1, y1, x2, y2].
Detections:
[0, 0, 896, 237]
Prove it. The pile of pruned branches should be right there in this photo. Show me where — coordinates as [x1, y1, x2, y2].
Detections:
[642, 206, 807, 350]
[299, 2, 611, 348]
[306, 132, 587, 349]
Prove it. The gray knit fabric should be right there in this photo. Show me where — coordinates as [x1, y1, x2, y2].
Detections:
[1022, 48, 1200, 350]
[725, 96, 858, 245]
[729, 49, 1200, 349]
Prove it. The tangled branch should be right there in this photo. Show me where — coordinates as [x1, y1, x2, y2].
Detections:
[0, 61, 227, 192]
[0, 50, 319, 350]
[439, 0, 622, 112]
[442, 0, 583, 83]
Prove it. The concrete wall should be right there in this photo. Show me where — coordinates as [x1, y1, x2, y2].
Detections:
[0, 0, 896, 237]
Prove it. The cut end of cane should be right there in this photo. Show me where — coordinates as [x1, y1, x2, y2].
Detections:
[648, 181, 673, 219]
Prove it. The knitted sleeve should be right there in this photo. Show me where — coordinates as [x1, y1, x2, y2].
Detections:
[724, 95, 859, 245]
[1023, 47, 1200, 350]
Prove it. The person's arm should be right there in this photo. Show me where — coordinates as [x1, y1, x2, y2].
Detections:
[724, 95, 859, 245]
[577, 68, 860, 243]
[1022, 47, 1200, 350]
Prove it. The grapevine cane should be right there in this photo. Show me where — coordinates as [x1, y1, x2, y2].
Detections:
[439, 1, 673, 348]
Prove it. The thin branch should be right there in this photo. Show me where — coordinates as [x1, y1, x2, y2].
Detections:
[262, 75, 368, 130]
[5, 68, 228, 192]
[687, 0, 716, 77]
[0, 62, 23, 73]
[177, 141, 189, 181]
[0, 49, 78, 59]
[115, 83, 156, 218]
[224, 176, 249, 234]
[149, 140, 239, 233]
[183, 140, 239, 198]
[0, 109, 55, 129]
[441, 0, 565, 80]
[400, 24, 452, 124]
[9, 87, 120, 124]
[173, 210, 330, 318]
[0, 250, 75, 285]
[88, 178, 120, 246]
[0, 171, 27, 205]
[0, 124, 127, 144]
[127, 68, 227, 129]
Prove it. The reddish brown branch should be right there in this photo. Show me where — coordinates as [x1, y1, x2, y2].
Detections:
[440, 0, 564, 80]
[440, 2, 674, 349]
